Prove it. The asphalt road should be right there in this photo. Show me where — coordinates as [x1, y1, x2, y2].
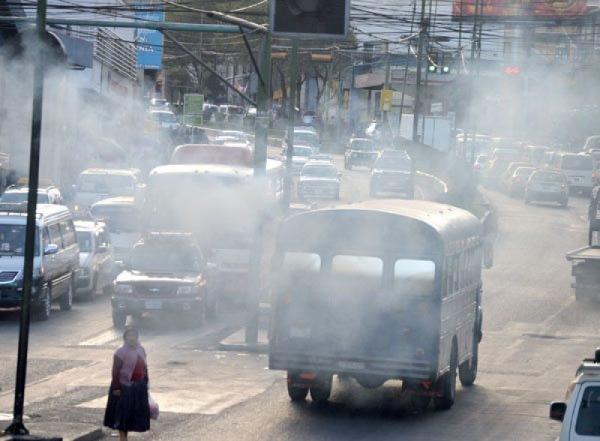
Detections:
[0, 161, 596, 441]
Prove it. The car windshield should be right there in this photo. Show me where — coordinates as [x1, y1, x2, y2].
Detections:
[152, 112, 176, 123]
[0, 192, 49, 204]
[562, 156, 593, 170]
[130, 243, 201, 273]
[302, 165, 337, 178]
[76, 231, 93, 253]
[352, 140, 375, 151]
[90, 206, 138, 233]
[293, 146, 313, 157]
[375, 156, 411, 171]
[575, 386, 600, 436]
[0, 224, 39, 256]
[532, 172, 565, 183]
[78, 174, 135, 195]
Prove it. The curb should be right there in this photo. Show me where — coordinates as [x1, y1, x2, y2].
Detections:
[70, 428, 105, 441]
[217, 342, 268, 354]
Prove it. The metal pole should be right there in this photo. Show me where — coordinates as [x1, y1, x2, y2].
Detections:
[383, 42, 391, 123]
[4, 0, 46, 435]
[246, 33, 271, 344]
[283, 40, 298, 209]
[412, 0, 427, 142]
[398, 0, 417, 142]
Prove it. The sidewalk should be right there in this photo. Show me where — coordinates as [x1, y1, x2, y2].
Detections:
[0, 420, 104, 441]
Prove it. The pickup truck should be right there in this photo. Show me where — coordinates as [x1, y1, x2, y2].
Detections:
[550, 348, 600, 440]
[566, 246, 600, 302]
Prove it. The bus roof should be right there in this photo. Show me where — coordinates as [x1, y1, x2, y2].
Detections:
[151, 160, 282, 179]
[170, 144, 253, 167]
[279, 200, 481, 256]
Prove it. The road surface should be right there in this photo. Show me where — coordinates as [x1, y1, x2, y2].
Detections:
[0, 160, 594, 441]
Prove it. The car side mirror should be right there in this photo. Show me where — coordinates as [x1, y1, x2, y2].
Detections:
[549, 401, 567, 422]
[96, 244, 108, 253]
[44, 244, 59, 255]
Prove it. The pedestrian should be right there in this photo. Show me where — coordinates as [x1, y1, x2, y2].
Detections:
[104, 327, 150, 441]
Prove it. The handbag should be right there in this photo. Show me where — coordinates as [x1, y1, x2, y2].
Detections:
[148, 393, 160, 420]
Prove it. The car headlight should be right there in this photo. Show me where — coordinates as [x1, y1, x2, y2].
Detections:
[177, 286, 194, 296]
[115, 284, 133, 295]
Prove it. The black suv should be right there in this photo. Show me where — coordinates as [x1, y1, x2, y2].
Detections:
[369, 150, 413, 198]
[111, 233, 216, 327]
[344, 138, 379, 169]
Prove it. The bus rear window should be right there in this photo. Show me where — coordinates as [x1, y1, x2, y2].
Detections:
[394, 260, 435, 296]
[331, 255, 383, 291]
[282, 252, 321, 275]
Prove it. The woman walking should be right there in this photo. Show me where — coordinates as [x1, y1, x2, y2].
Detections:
[104, 327, 150, 441]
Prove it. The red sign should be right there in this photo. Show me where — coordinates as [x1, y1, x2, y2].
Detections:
[453, 0, 587, 19]
[503, 66, 521, 75]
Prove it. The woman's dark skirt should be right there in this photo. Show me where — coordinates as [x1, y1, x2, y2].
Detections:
[104, 380, 150, 432]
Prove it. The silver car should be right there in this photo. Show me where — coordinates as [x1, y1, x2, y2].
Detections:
[75, 220, 115, 300]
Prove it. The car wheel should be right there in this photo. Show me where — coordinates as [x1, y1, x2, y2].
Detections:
[34, 285, 51, 322]
[459, 335, 478, 387]
[59, 279, 73, 311]
[561, 199, 568, 208]
[205, 290, 218, 320]
[80, 276, 96, 302]
[112, 309, 127, 328]
[434, 343, 457, 411]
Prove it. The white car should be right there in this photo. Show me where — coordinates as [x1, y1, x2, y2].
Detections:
[550, 348, 600, 440]
[74, 220, 115, 300]
[149, 109, 179, 131]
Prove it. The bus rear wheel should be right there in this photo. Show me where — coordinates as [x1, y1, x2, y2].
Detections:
[310, 375, 332, 404]
[459, 336, 478, 387]
[434, 345, 457, 411]
[287, 373, 308, 402]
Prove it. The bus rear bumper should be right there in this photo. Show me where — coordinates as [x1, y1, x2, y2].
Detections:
[269, 352, 435, 381]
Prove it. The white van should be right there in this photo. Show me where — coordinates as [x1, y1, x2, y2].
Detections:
[552, 153, 594, 194]
[89, 197, 141, 265]
[0, 204, 79, 320]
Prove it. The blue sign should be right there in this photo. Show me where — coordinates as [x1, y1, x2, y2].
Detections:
[135, 9, 165, 70]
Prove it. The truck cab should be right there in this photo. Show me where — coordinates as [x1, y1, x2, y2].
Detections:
[550, 348, 600, 440]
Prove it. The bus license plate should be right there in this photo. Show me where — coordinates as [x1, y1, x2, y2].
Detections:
[338, 361, 366, 370]
[145, 300, 162, 310]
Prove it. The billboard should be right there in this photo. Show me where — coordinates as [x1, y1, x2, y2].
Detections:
[135, 8, 165, 70]
[183, 94, 204, 126]
[453, 0, 587, 19]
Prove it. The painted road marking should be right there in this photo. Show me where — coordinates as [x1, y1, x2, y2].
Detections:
[78, 329, 121, 347]
[77, 378, 275, 415]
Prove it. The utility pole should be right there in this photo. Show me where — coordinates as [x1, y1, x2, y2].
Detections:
[246, 33, 271, 345]
[283, 40, 298, 208]
[412, 0, 428, 142]
[398, 0, 417, 142]
[383, 41, 391, 123]
[4, 0, 47, 436]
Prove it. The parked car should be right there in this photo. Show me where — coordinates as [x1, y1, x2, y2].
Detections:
[0, 204, 79, 321]
[74, 220, 115, 300]
[507, 166, 536, 197]
[525, 169, 569, 207]
[297, 161, 341, 201]
[0, 184, 63, 204]
[203, 103, 219, 123]
[72, 168, 144, 216]
[111, 233, 216, 327]
[344, 138, 378, 170]
[369, 150, 413, 198]
[550, 348, 600, 440]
